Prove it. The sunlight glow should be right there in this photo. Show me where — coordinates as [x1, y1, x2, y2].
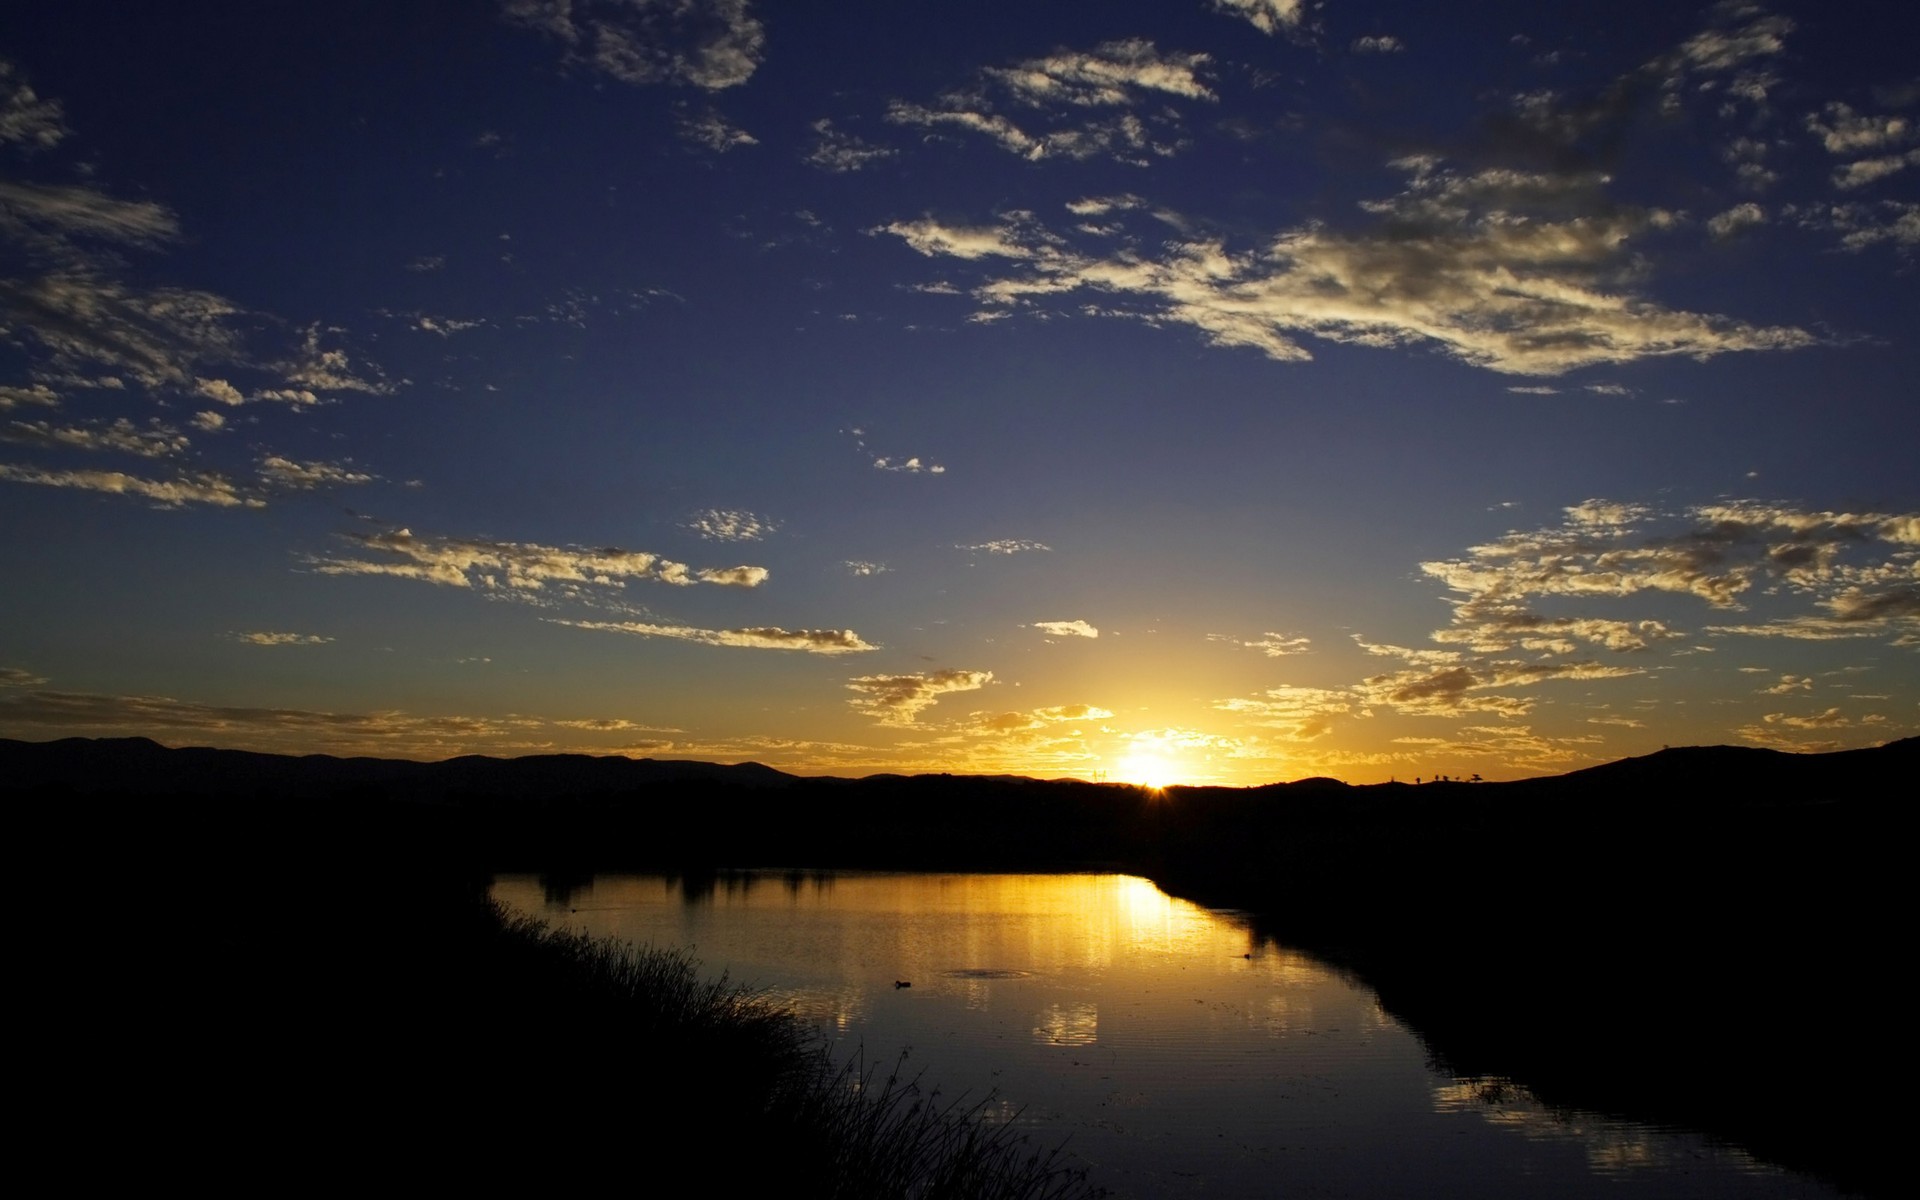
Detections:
[1115, 750, 1181, 789]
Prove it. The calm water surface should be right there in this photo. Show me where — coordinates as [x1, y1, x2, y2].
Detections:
[492, 871, 1836, 1200]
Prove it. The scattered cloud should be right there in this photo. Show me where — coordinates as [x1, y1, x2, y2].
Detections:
[847, 668, 993, 725]
[1421, 499, 1920, 651]
[0, 384, 59, 410]
[685, 508, 777, 541]
[959, 539, 1050, 555]
[873, 455, 945, 473]
[1805, 102, 1911, 156]
[1356, 660, 1640, 719]
[1031, 619, 1098, 639]
[845, 560, 890, 576]
[1788, 201, 1920, 253]
[258, 455, 376, 490]
[967, 702, 1114, 736]
[1212, 0, 1308, 37]
[1708, 202, 1767, 238]
[1352, 36, 1405, 55]
[1761, 706, 1853, 729]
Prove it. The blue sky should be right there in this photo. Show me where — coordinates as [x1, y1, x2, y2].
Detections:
[2, 1, 1915, 783]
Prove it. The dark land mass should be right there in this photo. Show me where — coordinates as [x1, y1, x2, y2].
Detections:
[13, 735, 1912, 1196]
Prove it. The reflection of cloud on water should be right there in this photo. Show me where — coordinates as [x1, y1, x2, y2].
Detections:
[945, 967, 1033, 1011]
[774, 984, 871, 1035]
[1033, 1001, 1099, 1046]
[1261, 992, 1315, 1035]
[1249, 948, 1335, 988]
[1363, 999, 1400, 1033]
[1432, 1078, 1774, 1178]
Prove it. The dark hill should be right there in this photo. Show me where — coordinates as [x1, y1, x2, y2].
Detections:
[8, 733, 1910, 1195]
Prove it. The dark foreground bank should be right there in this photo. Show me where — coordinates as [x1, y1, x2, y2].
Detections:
[110, 861, 1101, 1197]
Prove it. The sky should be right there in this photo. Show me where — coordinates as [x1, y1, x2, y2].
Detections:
[1, 0, 1915, 785]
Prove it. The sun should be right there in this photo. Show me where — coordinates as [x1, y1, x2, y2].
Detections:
[1116, 751, 1180, 789]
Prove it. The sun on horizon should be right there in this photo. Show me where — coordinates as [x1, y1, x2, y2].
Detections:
[1114, 750, 1184, 790]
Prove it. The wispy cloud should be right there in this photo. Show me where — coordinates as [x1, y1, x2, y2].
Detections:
[556, 619, 875, 654]
[233, 631, 333, 646]
[313, 527, 769, 591]
[1211, 0, 1309, 38]
[847, 668, 993, 725]
[503, 0, 765, 91]
[1787, 201, 1920, 254]
[4, 416, 188, 458]
[678, 106, 757, 152]
[805, 119, 896, 172]
[1216, 685, 1360, 741]
[1212, 631, 1310, 657]
[552, 717, 683, 733]
[0, 179, 180, 247]
[959, 539, 1050, 555]
[0, 61, 68, 150]
[0, 684, 543, 757]
[258, 455, 376, 490]
[887, 39, 1210, 165]
[0, 463, 259, 507]
[882, 161, 1813, 376]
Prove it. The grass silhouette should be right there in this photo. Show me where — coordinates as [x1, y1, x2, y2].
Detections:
[456, 903, 1102, 1198]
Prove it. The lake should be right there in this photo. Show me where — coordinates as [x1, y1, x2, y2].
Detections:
[492, 871, 1837, 1199]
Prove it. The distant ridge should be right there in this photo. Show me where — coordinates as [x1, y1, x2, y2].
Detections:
[7, 732, 1912, 798]
[0, 735, 806, 798]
